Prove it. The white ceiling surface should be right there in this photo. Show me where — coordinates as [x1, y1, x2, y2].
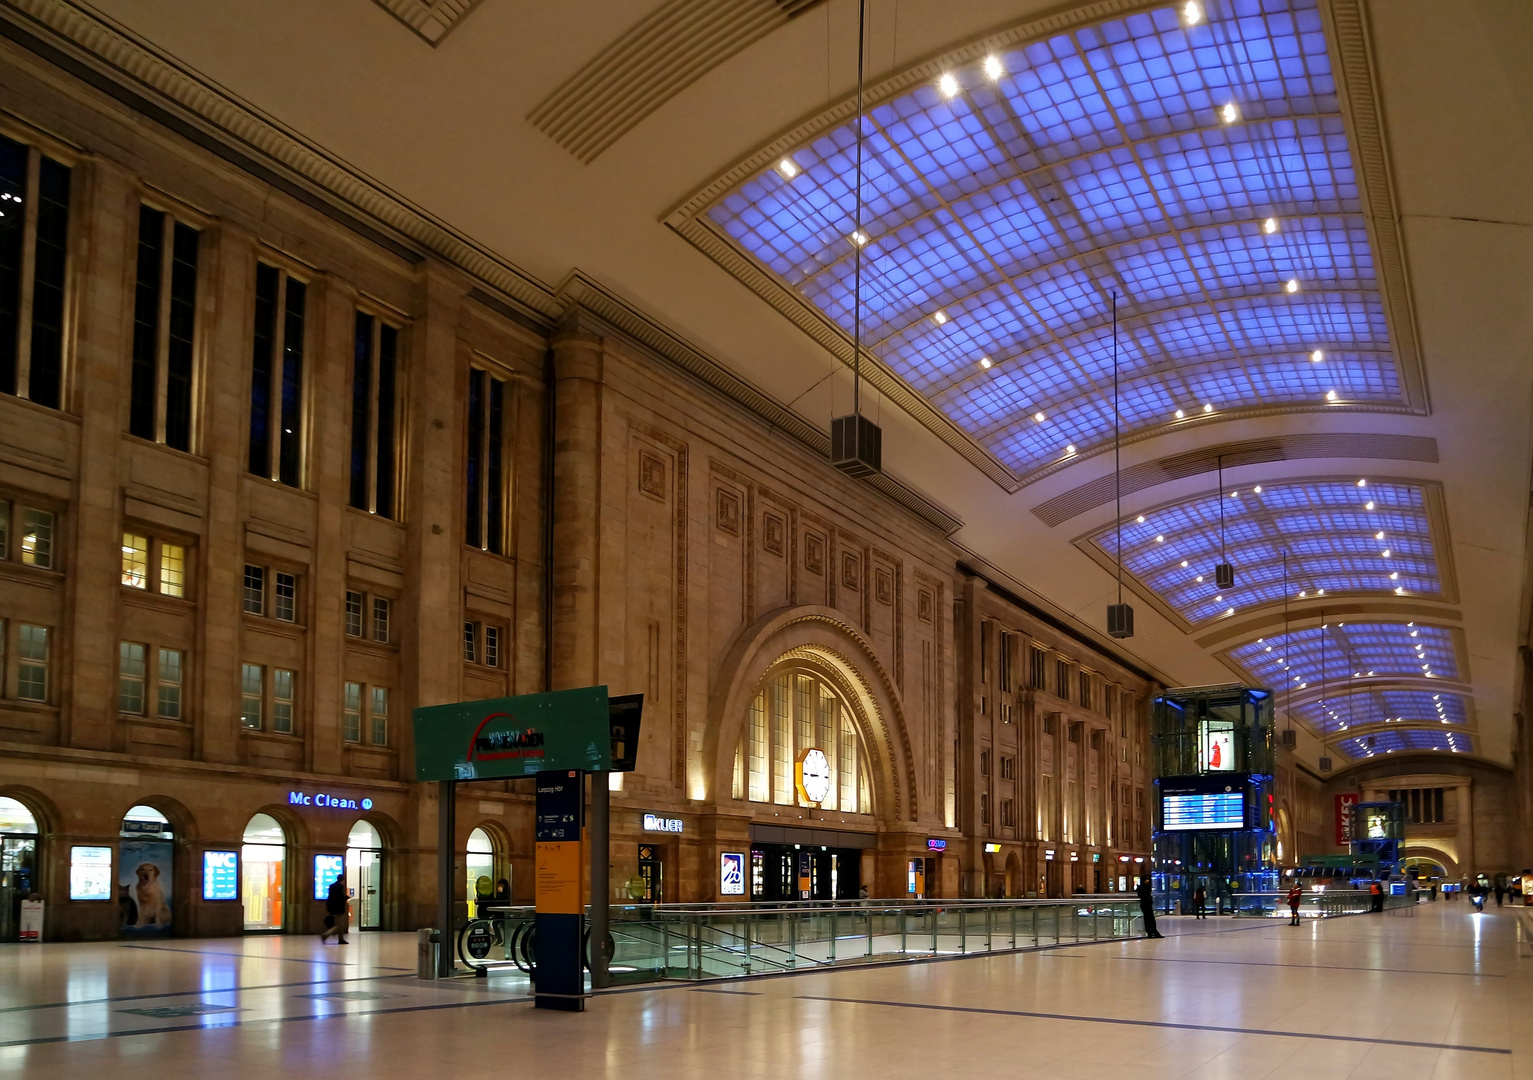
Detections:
[79, 0, 1533, 764]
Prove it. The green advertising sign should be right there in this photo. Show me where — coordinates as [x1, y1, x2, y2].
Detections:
[412, 686, 612, 782]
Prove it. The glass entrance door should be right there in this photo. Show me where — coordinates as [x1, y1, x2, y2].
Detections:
[241, 813, 286, 931]
[0, 837, 38, 942]
[347, 821, 383, 930]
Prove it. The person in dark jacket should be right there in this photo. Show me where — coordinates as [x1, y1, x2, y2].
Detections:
[1286, 882, 1303, 925]
[319, 879, 349, 944]
[1192, 884, 1208, 920]
[1136, 877, 1164, 938]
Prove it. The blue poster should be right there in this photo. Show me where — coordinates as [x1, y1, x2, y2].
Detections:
[120, 840, 173, 935]
[203, 850, 238, 900]
[314, 854, 344, 900]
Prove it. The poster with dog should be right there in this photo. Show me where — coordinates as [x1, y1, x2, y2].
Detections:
[119, 840, 173, 936]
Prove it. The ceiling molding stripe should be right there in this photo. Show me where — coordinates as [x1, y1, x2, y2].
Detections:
[0, 0, 562, 323]
[554, 271, 964, 538]
[371, 0, 483, 46]
[1033, 433, 1440, 527]
[528, 0, 827, 164]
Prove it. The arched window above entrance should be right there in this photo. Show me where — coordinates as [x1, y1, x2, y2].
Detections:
[0, 797, 37, 834]
[467, 828, 494, 855]
[122, 805, 172, 839]
[243, 813, 284, 845]
[735, 668, 871, 814]
[348, 820, 381, 848]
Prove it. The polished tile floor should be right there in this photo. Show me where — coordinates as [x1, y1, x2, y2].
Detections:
[1, 903, 1528, 1078]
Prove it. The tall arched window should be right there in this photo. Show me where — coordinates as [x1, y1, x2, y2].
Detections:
[734, 668, 871, 814]
[466, 828, 496, 917]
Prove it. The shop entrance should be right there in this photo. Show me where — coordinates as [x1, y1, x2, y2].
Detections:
[242, 813, 286, 931]
[466, 827, 497, 918]
[749, 844, 861, 901]
[0, 797, 39, 942]
[120, 805, 174, 936]
[637, 843, 665, 903]
[346, 821, 382, 930]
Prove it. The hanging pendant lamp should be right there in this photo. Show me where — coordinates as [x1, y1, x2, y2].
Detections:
[1106, 292, 1133, 638]
[1214, 455, 1235, 591]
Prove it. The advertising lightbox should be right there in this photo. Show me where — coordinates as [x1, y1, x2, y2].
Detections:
[70, 846, 113, 901]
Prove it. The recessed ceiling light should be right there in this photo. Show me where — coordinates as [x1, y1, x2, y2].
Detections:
[1197, 575, 1204, 582]
[1229, 490, 1238, 498]
[1410, 631, 1418, 637]
[850, 229, 869, 246]
[1136, 514, 1145, 523]
[1253, 485, 1262, 493]
[1203, 403, 1213, 413]
[1298, 590, 1306, 597]
[983, 55, 1004, 80]
[1215, 594, 1222, 601]
[1182, 1, 1203, 25]
[1395, 586, 1405, 595]
[1375, 531, 1384, 540]
[1357, 479, 1368, 487]
[1285, 278, 1299, 293]
[932, 310, 948, 325]
[1365, 501, 1375, 510]
[979, 356, 992, 369]
[1034, 412, 1046, 423]
[1181, 560, 1189, 567]
[1221, 102, 1239, 124]
[1316, 588, 1325, 595]
[1390, 572, 1399, 580]
[939, 72, 960, 98]
[1381, 549, 1391, 558]
[1226, 607, 1235, 616]
[1326, 390, 1339, 401]
[1310, 349, 1324, 363]
[777, 157, 800, 179]
[1174, 408, 1185, 419]
[1065, 444, 1076, 455]
[1262, 217, 1278, 234]
[1155, 535, 1164, 543]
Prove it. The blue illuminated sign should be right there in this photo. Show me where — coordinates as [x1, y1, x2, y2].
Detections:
[314, 854, 344, 900]
[202, 850, 238, 900]
[288, 791, 373, 811]
[926, 838, 948, 851]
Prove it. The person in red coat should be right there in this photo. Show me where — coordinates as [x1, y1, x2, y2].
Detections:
[1286, 882, 1303, 925]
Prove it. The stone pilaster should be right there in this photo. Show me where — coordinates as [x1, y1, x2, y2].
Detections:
[549, 326, 603, 691]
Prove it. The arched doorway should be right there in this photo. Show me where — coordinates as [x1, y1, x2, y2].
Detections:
[0, 796, 40, 942]
[466, 828, 497, 917]
[242, 813, 287, 931]
[120, 805, 174, 936]
[346, 821, 383, 930]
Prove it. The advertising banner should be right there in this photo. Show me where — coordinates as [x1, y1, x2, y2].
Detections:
[119, 840, 173, 935]
[1200, 725, 1235, 772]
[720, 852, 746, 896]
[413, 687, 613, 782]
[1334, 793, 1360, 847]
[70, 846, 113, 901]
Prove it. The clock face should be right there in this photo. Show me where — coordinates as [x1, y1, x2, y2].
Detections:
[797, 748, 832, 805]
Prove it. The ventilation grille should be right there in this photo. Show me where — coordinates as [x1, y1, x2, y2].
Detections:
[372, 0, 483, 45]
[529, 0, 825, 163]
[1032, 433, 1439, 527]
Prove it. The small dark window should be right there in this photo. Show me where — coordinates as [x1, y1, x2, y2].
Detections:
[274, 572, 296, 622]
[242, 565, 265, 615]
[345, 590, 364, 637]
[249, 264, 306, 487]
[466, 368, 507, 554]
[349, 313, 400, 518]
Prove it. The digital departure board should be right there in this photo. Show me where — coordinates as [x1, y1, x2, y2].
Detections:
[1162, 791, 1245, 831]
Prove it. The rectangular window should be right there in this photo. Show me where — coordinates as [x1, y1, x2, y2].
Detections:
[243, 565, 265, 615]
[1001, 756, 1014, 780]
[999, 631, 1012, 692]
[1001, 799, 1016, 829]
[345, 590, 364, 637]
[240, 663, 263, 729]
[370, 686, 388, 746]
[465, 367, 507, 554]
[159, 543, 185, 598]
[122, 532, 149, 589]
[980, 792, 990, 826]
[247, 264, 306, 487]
[463, 621, 477, 663]
[371, 596, 390, 643]
[1079, 671, 1092, 712]
[343, 681, 361, 743]
[747, 692, 768, 803]
[118, 641, 146, 714]
[17, 623, 48, 701]
[1057, 660, 1071, 702]
[271, 668, 295, 734]
[274, 572, 296, 622]
[980, 749, 990, 776]
[484, 626, 500, 668]
[0, 138, 70, 409]
[1029, 647, 1046, 690]
[128, 206, 200, 451]
[349, 312, 399, 518]
[20, 509, 52, 568]
[157, 648, 182, 720]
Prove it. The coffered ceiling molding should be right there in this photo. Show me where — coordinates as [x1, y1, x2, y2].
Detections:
[372, 0, 483, 46]
[528, 0, 828, 164]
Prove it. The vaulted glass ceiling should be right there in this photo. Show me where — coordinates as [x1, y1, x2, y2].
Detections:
[1088, 479, 1439, 626]
[1286, 689, 1469, 737]
[1338, 729, 1470, 758]
[705, 0, 1399, 478]
[1229, 622, 1458, 688]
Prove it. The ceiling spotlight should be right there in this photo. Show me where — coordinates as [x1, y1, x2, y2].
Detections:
[1316, 588, 1325, 595]
[1066, 444, 1076, 455]
[1262, 217, 1278, 234]
[1035, 412, 1046, 423]
[983, 55, 1004, 80]
[1203, 403, 1213, 413]
[1136, 515, 1145, 523]
[1182, 1, 1203, 25]
[1181, 560, 1189, 567]
[979, 356, 992, 369]
[777, 157, 801, 179]
[1381, 549, 1391, 558]
[1325, 390, 1339, 402]
[1395, 586, 1405, 595]
[1298, 590, 1306, 597]
[1221, 102, 1239, 124]
[1155, 535, 1164, 543]
[1410, 631, 1418, 637]
[1174, 408, 1185, 419]
[1310, 349, 1324, 363]
[850, 229, 869, 246]
[1197, 575, 1204, 582]
[1365, 501, 1374, 510]
[1253, 485, 1262, 493]
[933, 310, 949, 325]
[1390, 571, 1399, 580]
[1375, 531, 1384, 540]
[939, 72, 960, 98]
[1357, 479, 1368, 487]
[1215, 595, 1223, 602]
[1284, 278, 1299, 293]
[1226, 607, 1235, 616]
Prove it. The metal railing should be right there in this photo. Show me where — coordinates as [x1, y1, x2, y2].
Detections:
[467, 898, 1143, 981]
[1230, 890, 1413, 918]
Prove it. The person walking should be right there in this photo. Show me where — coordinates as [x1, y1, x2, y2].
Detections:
[1192, 884, 1207, 920]
[319, 878, 350, 944]
[1494, 878, 1505, 907]
[1136, 876, 1164, 939]
[1369, 879, 1383, 913]
[1286, 882, 1303, 925]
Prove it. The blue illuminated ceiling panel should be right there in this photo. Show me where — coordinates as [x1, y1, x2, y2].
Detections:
[704, 0, 1401, 478]
[1338, 728, 1470, 759]
[1229, 622, 1458, 689]
[1088, 479, 1439, 626]
[1284, 689, 1469, 737]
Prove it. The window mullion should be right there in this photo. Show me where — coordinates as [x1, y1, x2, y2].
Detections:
[15, 149, 39, 398]
[366, 318, 380, 513]
[268, 272, 287, 481]
[153, 213, 174, 443]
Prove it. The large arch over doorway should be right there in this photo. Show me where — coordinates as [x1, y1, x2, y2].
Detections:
[705, 607, 917, 822]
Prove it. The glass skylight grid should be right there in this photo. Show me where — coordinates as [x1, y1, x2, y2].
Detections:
[1090, 480, 1440, 626]
[1229, 622, 1458, 689]
[704, 0, 1399, 478]
[1338, 728, 1469, 759]
[1286, 689, 1469, 736]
